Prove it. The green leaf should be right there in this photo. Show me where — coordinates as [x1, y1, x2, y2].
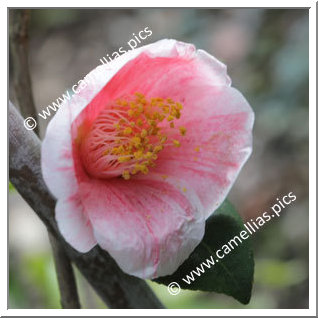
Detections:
[154, 200, 254, 304]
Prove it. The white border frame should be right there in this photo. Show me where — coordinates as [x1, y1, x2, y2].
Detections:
[3, 1, 316, 316]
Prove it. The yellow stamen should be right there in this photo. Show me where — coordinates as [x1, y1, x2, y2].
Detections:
[134, 150, 143, 159]
[90, 93, 187, 180]
[131, 136, 141, 147]
[122, 170, 131, 180]
[176, 102, 183, 110]
[113, 122, 120, 130]
[160, 135, 167, 143]
[154, 145, 163, 153]
[123, 127, 133, 135]
[118, 156, 131, 163]
[173, 140, 181, 147]
[179, 126, 186, 136]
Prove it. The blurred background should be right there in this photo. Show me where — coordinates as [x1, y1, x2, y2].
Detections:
[9, 8, 309, 309]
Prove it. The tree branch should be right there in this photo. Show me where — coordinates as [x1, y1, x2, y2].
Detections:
[9, 9, 83, 309]
[9, 9, 38, 135]
[48, 234, 81, 308]
[9, 101, 164, 309]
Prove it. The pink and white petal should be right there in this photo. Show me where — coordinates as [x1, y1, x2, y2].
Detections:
[42, 103, 76, 199]
[196, 49, 231, 86]
[78, 178, 205, 279]
[146, 39, 231, 87]
[71, 39, 231, 132]
[144, 86, 254, 219]
[55, 195, 97, 253]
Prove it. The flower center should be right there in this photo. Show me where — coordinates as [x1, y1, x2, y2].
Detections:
[80, 92, 186, 180]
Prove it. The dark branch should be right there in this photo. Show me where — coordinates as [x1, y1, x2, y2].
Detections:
[9, 102, 164, 309]
[9, 9, 82, 309]
[9, 9, 38, 135]
[49, 234, 81, 308]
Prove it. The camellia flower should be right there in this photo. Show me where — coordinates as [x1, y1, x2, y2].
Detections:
[42, 39, 254, 279]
